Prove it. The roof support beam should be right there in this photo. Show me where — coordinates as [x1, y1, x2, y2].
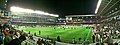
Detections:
[98, 0, 113, 15]
[101, 0, 120, 15]
[107, 10, 120, 17]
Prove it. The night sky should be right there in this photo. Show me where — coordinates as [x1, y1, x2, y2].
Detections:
[8, 0, 98, 17]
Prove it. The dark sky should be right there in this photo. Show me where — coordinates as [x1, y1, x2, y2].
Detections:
[8, 0, 98, 17]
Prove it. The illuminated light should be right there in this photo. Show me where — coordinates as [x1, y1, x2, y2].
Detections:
[78, 19, 80, 21]
[64, 23, 66, 24]
[5, 0, 7, 2]
[34, 11, 46, 14]
[115, 8, 117, 10]
[48, 14, 59, 17]
[66, 17, 69, 20]
[10, 6, 34, 13]
[10, 6, 59, 17]
[110, 12, 111, 13]
[69, 17, 72, 20]
[112, 10, 114, 12]
[95, 0, 102, 14]
[35, 11, 59, 17]
[26, 9, 34, 13]
[65, 15, 96, 17]
[63, 21, 65, 22]
[5, 4, 7, 5]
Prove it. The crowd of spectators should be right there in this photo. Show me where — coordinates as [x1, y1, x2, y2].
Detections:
[0, 24, 27, 45]
[91, 25, 120, 45]
[3, 24, 120, 45]
[0, 24, 56, 45]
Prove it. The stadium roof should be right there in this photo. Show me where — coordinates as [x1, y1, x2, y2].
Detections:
[2, 0, 119, 18]
[8, 0, 98, 17]
[0, 0, 7, 10]
[65, 15, 96, 17]
[97, 0, 120, 18]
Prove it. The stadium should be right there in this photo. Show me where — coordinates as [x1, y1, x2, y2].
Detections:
[12, 11, 94, 44]
[0, 0, 120, 45]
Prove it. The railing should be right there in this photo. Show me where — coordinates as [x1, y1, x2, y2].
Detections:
[21, 36, 53, 45]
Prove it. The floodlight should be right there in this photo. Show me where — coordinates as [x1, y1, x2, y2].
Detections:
[10, 6, 59, 17]
[5, 0, 7, 2]
[34, 11, 46, 14]
[95, 0, 102, 14]
[10, 6, 34, 13]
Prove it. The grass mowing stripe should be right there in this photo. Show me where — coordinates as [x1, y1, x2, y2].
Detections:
[17, 26, 93, 42]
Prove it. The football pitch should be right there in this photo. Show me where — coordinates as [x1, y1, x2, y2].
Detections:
[17, 26, 93, 42]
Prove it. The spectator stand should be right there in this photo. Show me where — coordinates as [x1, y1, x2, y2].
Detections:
[19, 30, 53, 45]
[19, 30, 101, 45]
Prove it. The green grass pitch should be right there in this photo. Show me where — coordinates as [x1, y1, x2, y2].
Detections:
[17, 26, 93, 42]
